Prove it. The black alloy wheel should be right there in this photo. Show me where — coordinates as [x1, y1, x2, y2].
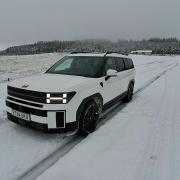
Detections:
[79, 101, 99, 136]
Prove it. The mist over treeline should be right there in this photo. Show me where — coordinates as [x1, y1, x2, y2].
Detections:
[0, 38, 180, 55]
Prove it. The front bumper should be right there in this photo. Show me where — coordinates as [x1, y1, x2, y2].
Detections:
[6, 100, 79, 134]
[7, 112, 78, 134]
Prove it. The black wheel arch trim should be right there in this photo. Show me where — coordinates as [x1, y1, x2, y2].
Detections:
[76, 93, 103, 122]
[129, 79, 135, 85]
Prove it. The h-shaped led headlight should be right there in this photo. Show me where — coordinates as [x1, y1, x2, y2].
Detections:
[46, 92, 76, 104]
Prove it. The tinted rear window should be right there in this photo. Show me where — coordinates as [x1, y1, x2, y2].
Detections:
[124, 58, 134, 69]
[128, 58, 134, 69]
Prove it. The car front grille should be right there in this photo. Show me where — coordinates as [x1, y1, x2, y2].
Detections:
[8, 86, 46, 103]
[7, 97, 43, 108]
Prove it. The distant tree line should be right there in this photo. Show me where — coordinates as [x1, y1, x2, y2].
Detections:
[0, 38, 180, 55]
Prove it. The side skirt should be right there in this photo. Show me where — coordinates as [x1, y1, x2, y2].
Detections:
[102, 91, 127, 112]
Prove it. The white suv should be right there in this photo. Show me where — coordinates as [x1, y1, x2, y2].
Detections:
[6, 52, 135, 135]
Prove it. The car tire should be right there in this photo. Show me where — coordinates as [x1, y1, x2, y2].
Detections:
[78, 100, 99, 136]
[123, 82, 134, 103]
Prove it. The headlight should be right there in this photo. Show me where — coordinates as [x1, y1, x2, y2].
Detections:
[46, 92, 76, 104]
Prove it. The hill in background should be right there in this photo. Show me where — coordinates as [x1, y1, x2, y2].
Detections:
[0, 38, 180, 56]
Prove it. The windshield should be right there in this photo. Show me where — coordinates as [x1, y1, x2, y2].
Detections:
[46, 56, 105, 78]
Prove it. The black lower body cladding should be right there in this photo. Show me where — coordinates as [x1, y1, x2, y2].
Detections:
[7, 112, 78, 133]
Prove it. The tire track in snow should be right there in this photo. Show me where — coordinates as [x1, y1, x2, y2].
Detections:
[135, 62, 177, 95]
[17, 102, 127, 180]
[17, 135, 83, 180]
[134, 75, 168, 180]
[16, 61, 178, 180]
[136, 61, 175, 75]
[135, 64, 179, 180]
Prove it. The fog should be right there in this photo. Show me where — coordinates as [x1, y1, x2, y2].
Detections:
[0, 0, 179, 49]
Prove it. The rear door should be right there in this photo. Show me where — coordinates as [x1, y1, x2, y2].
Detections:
[115, 57, 127, 93]
[123, 58, 135, 90]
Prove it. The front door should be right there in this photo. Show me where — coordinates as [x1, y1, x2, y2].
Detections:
[101, 57, 120, 104]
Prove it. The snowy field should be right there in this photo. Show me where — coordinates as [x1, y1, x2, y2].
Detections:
[0, 53, 180, 180]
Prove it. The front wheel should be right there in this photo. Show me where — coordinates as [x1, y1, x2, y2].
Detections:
[123, 82, 134, 103]
[78, 101, 100, 136]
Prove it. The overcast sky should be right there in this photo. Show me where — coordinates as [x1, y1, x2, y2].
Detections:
[0, 0, 179, 49]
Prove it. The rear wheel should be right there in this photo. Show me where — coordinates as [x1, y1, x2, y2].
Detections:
[123, 82, 134, 103]
[78, 101, 99, 136]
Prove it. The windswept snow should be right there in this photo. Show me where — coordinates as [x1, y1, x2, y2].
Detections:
[0, 53, 65, 83]
[0, 53, 179, 180]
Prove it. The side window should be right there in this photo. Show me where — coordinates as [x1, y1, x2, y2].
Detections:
[123, 58, 130, 70]
[128, 58, 134, 69]
[104, 58, 116, 74]
[115, 58, 125, 72]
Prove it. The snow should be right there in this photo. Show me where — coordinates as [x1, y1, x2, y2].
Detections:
[38, 55, 180, 180]
[0, 53, 179, 180]
[0, 53, 66, 83]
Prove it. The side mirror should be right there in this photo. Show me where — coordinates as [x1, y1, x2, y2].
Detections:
[105, 69, 118, 81]
[106, 69, 118, 77]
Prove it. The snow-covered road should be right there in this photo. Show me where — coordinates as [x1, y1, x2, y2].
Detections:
[0, 54, 179, 180]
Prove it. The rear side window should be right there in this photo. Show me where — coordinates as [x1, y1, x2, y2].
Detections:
[128, 58, 134, 69]
[124, 58, 134, 70]
[115, 58, 125, 72]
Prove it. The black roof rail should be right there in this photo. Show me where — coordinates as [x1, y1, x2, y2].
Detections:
[104, 51, 119, 56]
[70, 51, 91, 54]
[104, 51, 128, 56]
[70, 51, 129, 56]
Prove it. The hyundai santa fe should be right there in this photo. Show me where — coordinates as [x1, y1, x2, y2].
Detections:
[6, 52, 135, 135]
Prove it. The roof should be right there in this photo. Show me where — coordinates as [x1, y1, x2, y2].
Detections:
[68, 53, 129, 58]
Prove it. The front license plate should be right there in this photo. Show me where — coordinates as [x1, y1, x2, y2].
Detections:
[12, 110, 30, 121]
